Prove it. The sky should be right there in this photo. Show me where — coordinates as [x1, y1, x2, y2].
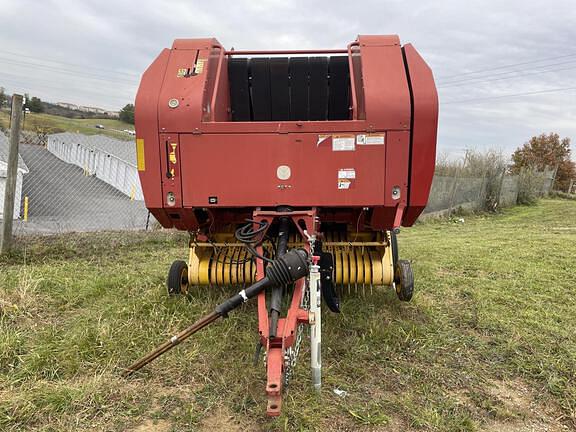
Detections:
[0, 0, 575, 159]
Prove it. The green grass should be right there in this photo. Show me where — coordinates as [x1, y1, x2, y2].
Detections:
[0, 110, 133, 141]
[1, 200, 575, 431]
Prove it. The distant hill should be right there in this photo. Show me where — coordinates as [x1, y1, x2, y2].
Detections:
[1, 93, 119, 119]
[41, 101, 118, 120]
[0, 109, 134, 141]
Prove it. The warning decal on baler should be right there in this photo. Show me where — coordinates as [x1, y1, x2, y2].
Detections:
[317, 134, 358, 151]
[357, 133, 385, 145]
[194, 59, 206, 75]
[332, 135, 355, 151]
[338, 179, 351, 189]
[338, 168, 356, 179]
[338, 168, 355, 189]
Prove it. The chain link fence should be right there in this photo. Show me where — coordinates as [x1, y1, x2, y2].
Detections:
[1, 130, 150, 236]
[423, 160, 556, 217]
[0, 130, 559, 240]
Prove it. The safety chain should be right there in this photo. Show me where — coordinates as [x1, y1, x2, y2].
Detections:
[283, 231, 315, 386]
[283, 281, 309, 386]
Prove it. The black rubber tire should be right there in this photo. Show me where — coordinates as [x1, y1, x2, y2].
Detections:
[390, 230, 399, 268]
[394, 259, 414, 302]
[167, 260, 189, 296]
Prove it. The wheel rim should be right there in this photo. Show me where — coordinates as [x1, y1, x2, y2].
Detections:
[180, 268, 189, 294]
[395, 268, 401, 293]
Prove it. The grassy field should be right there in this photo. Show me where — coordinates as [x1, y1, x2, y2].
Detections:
[0, 110, 133, 141]
[1, 199, 575, 431]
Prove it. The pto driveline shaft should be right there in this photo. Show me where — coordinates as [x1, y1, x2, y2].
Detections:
[269, 216, 290, 338]
[122, 248, 309, 378]
[122, 311, 220, 377]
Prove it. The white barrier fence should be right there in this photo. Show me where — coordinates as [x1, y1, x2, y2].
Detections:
[47, 133, 143, 201]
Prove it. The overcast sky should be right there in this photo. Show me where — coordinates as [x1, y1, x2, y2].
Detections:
[0, 0, 574, 158]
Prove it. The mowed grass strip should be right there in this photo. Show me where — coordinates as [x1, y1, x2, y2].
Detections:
[0, 199, 575, 431]
[0, 110, 133, 141]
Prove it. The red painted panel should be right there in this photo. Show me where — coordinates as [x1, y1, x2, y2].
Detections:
[384, 131, 410, 209]
[158, 48, 202, 132]
[134, 48, 170, 209]
[402, 44, 438, 225]
[179, 133, 387, 208]
[172, 38, 217, 50]
[198, 120, 368, 134]
[357, 35, 411, 132]
[371, 131, 410, 229]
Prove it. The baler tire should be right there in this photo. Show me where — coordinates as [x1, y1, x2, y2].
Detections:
[390, 231, 399, 268]
[394, 260, 413, 302]
[167, 260, 189, 296]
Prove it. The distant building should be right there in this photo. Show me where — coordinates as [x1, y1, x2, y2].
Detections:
[56, 102, 119, 117]
[0, 133, 29, 220]
[78, 105, 108, 114]
[56, 102, 80, 110]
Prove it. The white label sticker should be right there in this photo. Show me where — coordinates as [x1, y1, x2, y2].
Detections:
[338, 168, 356, 179]
[338, 179, 351, 189]
[359, 133, 386, 145]
[356, 134, 366, 145]
[332, 135, 355, 151]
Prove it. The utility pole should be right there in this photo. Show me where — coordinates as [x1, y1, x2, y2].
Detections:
[1, 94, 23, 254]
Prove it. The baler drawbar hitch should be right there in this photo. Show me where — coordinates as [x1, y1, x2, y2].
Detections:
[122, 248, 310, 378]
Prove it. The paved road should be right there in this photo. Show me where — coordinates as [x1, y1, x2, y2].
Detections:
[14, 144, 149, 234]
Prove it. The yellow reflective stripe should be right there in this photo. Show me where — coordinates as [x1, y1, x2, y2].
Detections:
[136, 138, 146, 171]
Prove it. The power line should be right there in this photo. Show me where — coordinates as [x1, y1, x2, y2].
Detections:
[436, 53, 576, 81]
[443, 86, 576, 104]
[0, 48, 139, 78]
[0, 57, 136, 85]
[438, 58, 576, 86]
[0, 75, 132, 104]
[438, 63, 576, 88]
[0, 70, 135, 95]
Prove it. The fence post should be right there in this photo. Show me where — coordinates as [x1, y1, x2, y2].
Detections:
[1, 94, 23, 254]
[496, 168, 506, 208]
[477, 167, 488, 211]
[448, 150, 468, 215]
[549, 164, 559, 195]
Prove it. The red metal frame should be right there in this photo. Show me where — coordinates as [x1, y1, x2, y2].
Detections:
[347, 42, 360, 120]
[224, 49, 347, 55]
[251, 209, 317, 416]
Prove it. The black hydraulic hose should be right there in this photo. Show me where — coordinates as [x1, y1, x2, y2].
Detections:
[269, 216, 290, 338]
[235, 219, 274, 264]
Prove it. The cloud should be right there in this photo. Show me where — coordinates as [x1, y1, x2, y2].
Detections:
[0, 0, 574, 156]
